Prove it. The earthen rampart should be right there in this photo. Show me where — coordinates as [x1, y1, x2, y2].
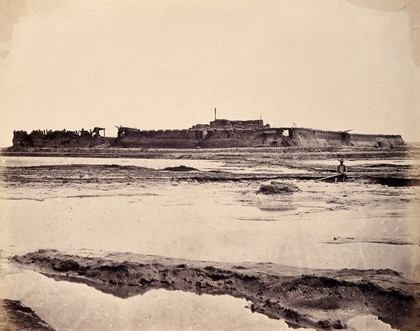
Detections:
[11, 120, 404, 149]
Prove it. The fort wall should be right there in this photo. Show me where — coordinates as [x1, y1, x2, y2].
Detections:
[115, 127, 285, 148]
[347, 133, 404, 148]
[11, 121, 404, 149]
[289, 128, 345, 148]
[288, 128, 404, 148]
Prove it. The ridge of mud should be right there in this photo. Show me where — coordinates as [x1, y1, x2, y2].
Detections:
[11, 250, 419, 331]
[0, 299, 55, 331]
[162, 165, 198, 171]
[2, 163, 418, 187]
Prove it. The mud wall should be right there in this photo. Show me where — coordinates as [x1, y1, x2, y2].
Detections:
[12, 130, 109, 148]
[114, 136, 200, 148]
[115, 129, 200, 148]
[289, 128, 404, 148]
[12, 131, 32, 147]
[290, 128, 345, 148]
[12, 126, 404, 149]
[348, 134, 404, 148]
[115, 128, 285, 148]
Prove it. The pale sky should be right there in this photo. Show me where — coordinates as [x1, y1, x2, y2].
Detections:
[1, 0, 419, 146]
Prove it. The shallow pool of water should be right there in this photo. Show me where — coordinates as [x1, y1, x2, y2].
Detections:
[0, 156, 223, 171]
[0, 264, 302, 331]
[0, 155, 310, 175]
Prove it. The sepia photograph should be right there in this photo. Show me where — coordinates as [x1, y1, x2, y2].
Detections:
[0, 0, 419, 330]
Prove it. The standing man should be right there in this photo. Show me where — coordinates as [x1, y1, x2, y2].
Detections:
[336, 160, 347, 182]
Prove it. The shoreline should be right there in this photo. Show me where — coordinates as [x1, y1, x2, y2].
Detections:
[0, 145, 412, 159]
[2, 159, 419, 187]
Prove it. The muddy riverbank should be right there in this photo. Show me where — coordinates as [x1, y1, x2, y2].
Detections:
[1, 159, 419, 187]
[11, 249, 420, 331]
[2, 145, 419, 186]
[0, 298, 55, 331]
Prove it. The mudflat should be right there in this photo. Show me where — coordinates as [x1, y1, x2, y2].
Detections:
[1, 145, 419, 330]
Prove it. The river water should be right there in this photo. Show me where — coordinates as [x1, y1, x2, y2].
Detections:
[0, 156, 418, 330]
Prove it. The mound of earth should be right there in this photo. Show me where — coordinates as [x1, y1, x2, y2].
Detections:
[11, 249, 420, 331]
[163, 165, 198, 171]
[257, 181, 300, 194]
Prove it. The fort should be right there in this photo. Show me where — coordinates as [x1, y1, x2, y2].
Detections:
[11, 119, 404, 149]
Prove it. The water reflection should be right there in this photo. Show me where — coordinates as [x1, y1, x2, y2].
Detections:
[1, 266, 302, 331]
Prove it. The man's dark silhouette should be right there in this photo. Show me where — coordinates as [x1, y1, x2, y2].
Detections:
[336, 160, 347, 182]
